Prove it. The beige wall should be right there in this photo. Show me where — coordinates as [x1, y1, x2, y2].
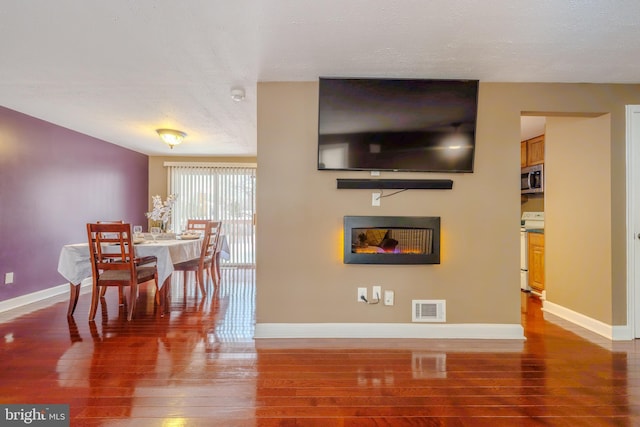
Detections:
[546, 115, 612, 323]
[257, 82, 521, 325]
[256, 82, 640, 328]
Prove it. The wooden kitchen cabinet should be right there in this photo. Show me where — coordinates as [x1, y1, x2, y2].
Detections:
[526, 134, 545, 166]
[521, 134, 545, 167]
[528, 232, 545, 294]
[520, 141, 528, 168]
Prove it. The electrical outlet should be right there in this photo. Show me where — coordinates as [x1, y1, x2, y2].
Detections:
[372, 286, 382, 301]
[357, 287, 367, 302]
[5, 272, 14, 285]
[384, 290, 394, 306]
[372, 192, 381, 206]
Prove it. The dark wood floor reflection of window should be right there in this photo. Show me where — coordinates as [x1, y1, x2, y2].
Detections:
[0, 274, 638, 426]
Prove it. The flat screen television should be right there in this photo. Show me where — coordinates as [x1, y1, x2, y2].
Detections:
[318, 77, 479, 173]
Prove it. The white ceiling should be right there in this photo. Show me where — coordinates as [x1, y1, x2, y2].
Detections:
[1, 1, 639, 156]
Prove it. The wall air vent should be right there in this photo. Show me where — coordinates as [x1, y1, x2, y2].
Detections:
[412, 300, 446, 322]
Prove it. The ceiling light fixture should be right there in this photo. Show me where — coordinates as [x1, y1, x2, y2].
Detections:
[156, 128, 186, 149]
[231, 87, 246, 102]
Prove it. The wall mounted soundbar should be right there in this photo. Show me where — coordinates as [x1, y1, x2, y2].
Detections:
[336, 179, 453, 190]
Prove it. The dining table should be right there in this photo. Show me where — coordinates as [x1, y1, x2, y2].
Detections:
[58, 237, 204, 317]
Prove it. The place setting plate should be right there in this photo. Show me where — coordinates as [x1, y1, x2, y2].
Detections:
[179, 234, 201, 240]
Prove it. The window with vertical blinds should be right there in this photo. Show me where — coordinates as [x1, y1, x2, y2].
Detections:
[166, 162, 256, 267]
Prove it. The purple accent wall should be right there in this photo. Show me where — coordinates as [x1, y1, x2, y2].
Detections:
[0, 106, 148, 301]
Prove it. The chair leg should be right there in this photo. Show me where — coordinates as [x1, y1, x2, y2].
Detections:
[204, 266, 212, 294]
[210, 264, 217, 292]
[192, 271, 201, 297]
[160, 277, 168, 317]
[89, 285, 100, 321]
[127, 285, 136, 321]
[215, 253, 222, 282]
[197, 268, 206, 296]
[209, 262, 218, 292]
[181, 271, 186, 297]
[212, 262, 221, 297]
[99, 285, 124, 305]
[100, 298, 109, 323]
[67, 283, 81, 317]
[154, 282, 161, 305]
[183, 271, 189, 296]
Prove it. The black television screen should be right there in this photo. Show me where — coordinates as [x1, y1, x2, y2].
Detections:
[318, 77, 478, 173]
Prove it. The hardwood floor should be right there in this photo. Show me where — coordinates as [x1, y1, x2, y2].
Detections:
[1, 272, 640, 426]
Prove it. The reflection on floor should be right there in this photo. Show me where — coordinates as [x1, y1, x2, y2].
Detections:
[1, 275, 640, 426]
[169, 266, 256, 343]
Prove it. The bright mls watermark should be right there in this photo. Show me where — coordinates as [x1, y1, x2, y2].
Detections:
[1, 405, 69, 426]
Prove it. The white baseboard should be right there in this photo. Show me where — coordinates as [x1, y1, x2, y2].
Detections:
[613, 324, 634, 341]
[0, 279, 92, 320]
[542, 299, 632, 341]
[255, 322, 525, 340]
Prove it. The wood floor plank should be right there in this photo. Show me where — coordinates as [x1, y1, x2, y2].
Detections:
[1, 269, 640, 425]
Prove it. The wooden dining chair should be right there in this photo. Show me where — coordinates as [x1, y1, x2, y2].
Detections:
[186, 219, 210, 233]
[96, 220, 124, 300]
[173, 221, 221, 296]
[186, 219, 220, 284]
[86, 223, 159, 321]
[211, 221, 224, 286]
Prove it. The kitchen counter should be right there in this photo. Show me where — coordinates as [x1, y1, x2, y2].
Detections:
[527, 229, 544, 234]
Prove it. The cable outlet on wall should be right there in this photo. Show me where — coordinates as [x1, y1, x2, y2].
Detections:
[384, 290, 395, 306]
[5, 272, 14, 285]
[357, 287, 367, 302]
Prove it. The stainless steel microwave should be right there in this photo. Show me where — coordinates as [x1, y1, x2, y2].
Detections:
[521, 164, 544, 194]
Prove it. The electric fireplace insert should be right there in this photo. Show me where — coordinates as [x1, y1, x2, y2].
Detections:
[344, 216, 441, 264]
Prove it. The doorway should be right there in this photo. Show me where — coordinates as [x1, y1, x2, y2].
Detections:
[626, 106, 640, 338]
[520, 114, 613, 337]
[520, 116, 546, 302]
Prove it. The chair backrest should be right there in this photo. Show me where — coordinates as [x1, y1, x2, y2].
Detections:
[87, 223, 137, 282]
[96, 221, 124, 239]
[213, 220, 224, 253]
[186, 219, 210, 233]
[199, 221, 222, 265]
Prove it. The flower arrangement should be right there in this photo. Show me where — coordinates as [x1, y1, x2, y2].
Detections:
[146, 194, 177, 230]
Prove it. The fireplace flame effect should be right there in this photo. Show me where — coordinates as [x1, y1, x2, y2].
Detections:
[353, 247, 425, 254]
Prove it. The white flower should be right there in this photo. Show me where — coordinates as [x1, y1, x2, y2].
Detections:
[146, 194, 177, 225]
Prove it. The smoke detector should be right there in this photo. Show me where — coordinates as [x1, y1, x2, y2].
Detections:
[231, 87, 246, 102]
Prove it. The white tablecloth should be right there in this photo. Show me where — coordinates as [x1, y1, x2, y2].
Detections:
[58, 239, 203, 287]
[217, 235, 230, 260]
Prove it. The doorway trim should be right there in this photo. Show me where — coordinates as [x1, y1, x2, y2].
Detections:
[625, 105, 640, 339]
